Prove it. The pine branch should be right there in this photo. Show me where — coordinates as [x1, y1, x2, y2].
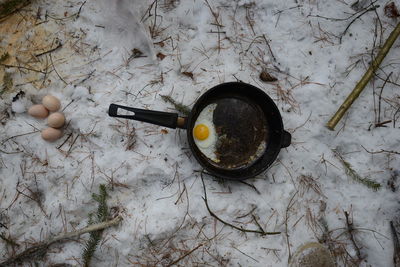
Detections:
[160, 95, 191, 115]
[82, 184, 109, 267]
[82, 231, 102, 267]
[201, 174, 280, 236]
[92, 184, 108, 222]
[333, 149, 381, 191]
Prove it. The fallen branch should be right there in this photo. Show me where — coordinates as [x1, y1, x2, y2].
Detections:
[35, 42, 63, 57]
[239, 180, 261, 194]
[285, 191, 298, 263]
[201, 174, 280, 236]
[344, 211, 363, 262]
[390, 221, 400, 267]
[0, 63, 45, 74]
[49, 53, 67, 85]
[75, 0, 87, 19]
[339, 4, 379, 44]
[0, 216, 122, 266]
[1, 130, 39, 145]
[376, 72, 392, 127]
[166, 244, 202, 267]
[326, 21, 400, 130]
[262, 34, 276, 62]
[361, 145, 400, 155]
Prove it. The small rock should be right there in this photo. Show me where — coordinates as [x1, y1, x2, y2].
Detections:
[289, 242, 335, 267]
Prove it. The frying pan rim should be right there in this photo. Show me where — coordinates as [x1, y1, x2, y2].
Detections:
[186, 81, 285, 180]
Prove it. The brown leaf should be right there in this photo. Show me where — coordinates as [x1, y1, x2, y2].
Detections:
[161, 129, 168, 134]
[259, 71, 277, 82]
[156, 52, 166, 60]
[182, 71, 194, 80]
[384, 2, 400, 18]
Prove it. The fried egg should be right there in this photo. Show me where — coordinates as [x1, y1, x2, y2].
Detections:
[193, 103, 219, 162]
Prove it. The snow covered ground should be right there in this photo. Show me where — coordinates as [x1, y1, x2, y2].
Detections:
[1, 0, 400, 266]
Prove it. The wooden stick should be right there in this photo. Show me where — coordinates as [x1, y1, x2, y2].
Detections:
[0, 216, 122, 266]
[390, 221, 400, 267]
[326, 21, 400, 130]
[166, 244, 203, 267]
[344, 211, 363, 261]
[200, 174, 280, 236]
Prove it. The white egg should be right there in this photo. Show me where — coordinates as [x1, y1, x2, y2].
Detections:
[193, 103, 219, 163]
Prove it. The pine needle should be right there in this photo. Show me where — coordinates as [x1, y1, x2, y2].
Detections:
[82, 184, 109, 267]
[333, 149, 381, 191]
[160, 94, 191, 115]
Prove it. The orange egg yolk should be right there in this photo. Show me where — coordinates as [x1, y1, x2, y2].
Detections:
[193, 124, 209, 140]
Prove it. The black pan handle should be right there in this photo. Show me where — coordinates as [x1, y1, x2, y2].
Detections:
[109, 104, 187, 129]
[281, 130, 291, 148]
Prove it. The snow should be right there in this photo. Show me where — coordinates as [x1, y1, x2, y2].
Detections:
[11, 99, 28, 113]
[1, 0, 400, 266]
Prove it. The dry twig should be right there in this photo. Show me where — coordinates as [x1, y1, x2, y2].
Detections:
[201, 174, 280, 236]
[166, 244, 203, 267]
[285, 191, 298, 263]
[344, 211, 364, 262]
[390, 221, 400, 267]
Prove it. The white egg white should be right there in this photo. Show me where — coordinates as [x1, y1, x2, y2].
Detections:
[193, 103, 219, 162]
[194, 120, 216, 148]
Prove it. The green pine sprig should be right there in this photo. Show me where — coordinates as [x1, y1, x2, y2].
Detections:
[333, 149, 381, 191]
[82, 185, 109, 267]
[92, 184, 108, 222]
[160, 94, 191, 115]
